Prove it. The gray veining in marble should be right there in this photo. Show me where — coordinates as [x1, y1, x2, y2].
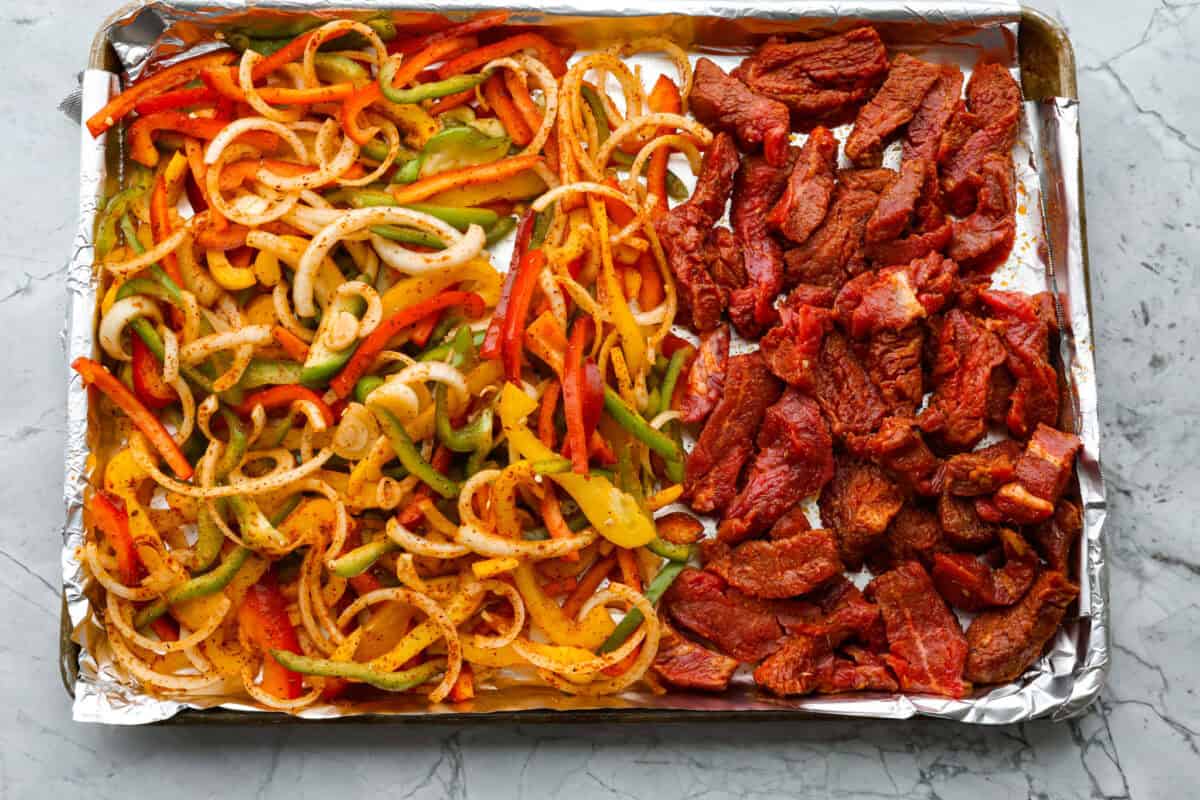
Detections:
[0, 0, 1194, 796]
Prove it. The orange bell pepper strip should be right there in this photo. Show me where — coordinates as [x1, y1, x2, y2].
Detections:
[86, 50, 236, 138]
[636, 251, 663, 310]
[149, 154, 189, 290]
[500, 249, 548, 382]
[426, 87, 476, 115]
[646, 75, 683, 204]
[437, 33, 569, 79]
[448, 664, 475, 703]
[480, 209, 535, 360]
[217, 157, 368, 192]
[238, 571, 304, 699]
[250, 30, 321, 81]
[235, 385, 336, 428]
[482, 73, 532, 147]
[272, 326, 310, 363]
[537, 378, 560, 449]
[539, 485, 580, 563]
[562, 317, 592, 474]
[387, 10, 509, 56]
[72, 358, 194, 480]
[341, 36, 477, 145]
[128, 112, 280, 167]
[201, 66, 356, 106]
[561, 555, 617, 619]
[616, 547, 643, 593]
[539, 575, 578, 596]
[183, 137, 224, 230]
[88, 492, 141, 585]
[504, 68, 557, 166]
[388, 153, 544, 206]
[330, 291, 487, 398]
[133, 86, 219, 116]
[150, 616, 181, 643]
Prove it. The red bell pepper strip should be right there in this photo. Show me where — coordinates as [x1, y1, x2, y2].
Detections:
[482, 72, 532, 147]
[88, 492, 140, 586]
[330, 291, 486, 398]
[72, 358, 194, 480]
[131, 334, 177, 410]
[437, 33, 569, 79]
[149, 165, 187, 292]
[410, 306, 443, 348]
[238, 571, 303, 700]
[537, 378, 560, 449]
[150, 616, 180, 642]
[499, 249, 548, 383]
[86, 50, 236, 138]
[387, 10, 509, 56]
[480, 209, 535, 360]
[235, 385, 336, 428]
[133, 86, 219, 116]
[426, 87, 476, 115]
[272, 326, 311, 363]
[128, 112, 280, 167]
[562, 317, 592, 474]
[448, 664, 475, 702]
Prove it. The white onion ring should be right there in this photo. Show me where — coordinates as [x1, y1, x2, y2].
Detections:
[101, 228, 190, 278]
[368, 223, 486, 276]
[107, 592, 230, 655]
[469, 580, 525, 650]
[204, 117, 307, 166]
[386, 518, 470, 559]
[99, 296, 162, 360]
[107, 624, 223, 691]
[179, 325, 272, 365]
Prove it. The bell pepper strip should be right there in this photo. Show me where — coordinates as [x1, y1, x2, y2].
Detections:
[561, 555, 618, 619]
[388, 10, 509, 56]
[480, 209, 535, 360]
[219, 157, 369, 191]
[646, 74, 683, 203]
[73, 358, 193, 480]
[330, 537, 397, 579]
[410, 306, 442, 348]
[499, 384, 656, 548]
[272, 326, 310, 362]
[353, 375, 386, 404]
[598, 560, 686, 654]
[513, 562, 614, 649]
[130, 333, 177, 410]
[562, 317, 592, 474]
[616, 547, 643, 593]
[134, 545, 250, 628]
[523, 310, 568, 375]
[482, 72, 533, 147]
[657, 345, 692, 416]
[646, 536, 695, 563]
[127, 112, 280, 168]
[95, 185, 148, 259]
[239, 572, 304, 699]
[86, 50, 236, 138]
[238, 359, 303, 389]
[388, 153, 544, 205]
[330, 290, 486, 398]
[379, 57, 488, 105]
[448, 664, 475, 702]
[250, 30, 320, 80]
[539, 485, 580, 563]
[372, 404, 460, 499]
[437, 33, 569, 79]
[272, 649, 440, 692]
[89, 492, 141, 585]
[133, 85, 219, 116]
[602, 387, 681, 464]
[235, 385, 335, 427]
[201, 65, 356, 105]
[371, 224, 445, 250]
[427, 87, 477, 115]
[636, 251, 663, 311]
[538, 378, 560, 448]
[149, 152, 190, 290]
[499, 248, 547, 382]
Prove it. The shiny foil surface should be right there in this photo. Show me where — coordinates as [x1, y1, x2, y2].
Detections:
[62, 0, 1107, 725]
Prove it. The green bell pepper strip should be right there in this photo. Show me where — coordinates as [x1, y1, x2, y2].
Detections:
[409, 126, 511, 182]
[328, 188, 500, 232]
[530, 206, 553, 249]
[238, 359, 303, 389]
[370, 224, 445, 250]
[259, 414, 293, 448]
[611, 150, 689, 200]
[485, 215, 517, 247]
[353, 375, 386, 404]
[95, 187, 144, 259]
[135, 545, 250, 628]
[270, 650, 441, 692]
[379, 58, 489, 105]
[114, 277, 181, 307]
[435, 326, 492, 454]
[371, 404, 460, 499]
[602, 388, 682, 463]
[330, 536, 397, 578]
[300, 288, 368, 386]
[657, 347, 691, 417]
[191, 412, 249, 572]
[312, 53, 370, 86]
[214, 409, 249, 477]
[597, 561, 686, 654]
[418, 330, 485, 362]
[645, 537, 695, 563]
[392, 157, 422, 184]
[229, 494, 288, 550]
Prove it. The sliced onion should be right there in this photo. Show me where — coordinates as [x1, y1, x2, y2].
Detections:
[99, 296, 162, 360]
[387, 518, 470, 559]
[107, 591, 230, 655]
[259, 120, 359, 190]
[468, 580, 525, 650]
[648, 410, 681, 429]
[596, 113, 712, 173]
[107, 623, 224, 692]
[456, 521, 596, 561]
[532, 181, 637, 215]
[241, 664, 322, 710]
[368, 223, 486, 276]
[271, 282, 316, 343]
[84, 541, 174, 601]
[204, 117, 307, 166]
[300, 20, 387, 87]
[171, 376, 195, 445]
[101, 228, 189, 278]
[179, 325, 272, 365]
[332, 402, 379, 460]
[238, 50, 303, 123]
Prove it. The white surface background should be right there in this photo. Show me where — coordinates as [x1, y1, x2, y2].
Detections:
[1, 0, 1195, 796]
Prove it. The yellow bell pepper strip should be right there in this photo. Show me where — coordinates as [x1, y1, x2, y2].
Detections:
[74, 358, 193, 479]
[206, 248, 257, 290]
[86, 50, 236, 138]
[367, 587, 479, 673]
[498, 384, 655, 548]
[598, 560, 686, 653]
[471, 557, 520, 579]
[428, 169, 548, 208]
[512, 562, 614, 649]
[587, 195, 646, 374]
[271, 650, 441, 692]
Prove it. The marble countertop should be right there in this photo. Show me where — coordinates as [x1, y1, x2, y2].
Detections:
[3, 0, 1193, 796]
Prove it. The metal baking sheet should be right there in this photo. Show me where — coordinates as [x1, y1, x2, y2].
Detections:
[61, 0, 1107, 725]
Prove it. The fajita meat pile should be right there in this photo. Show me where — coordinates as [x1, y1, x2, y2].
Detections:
[654, 25, 1082, 698]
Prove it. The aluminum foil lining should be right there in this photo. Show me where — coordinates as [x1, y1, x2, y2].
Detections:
[63, 1, 1108, 725]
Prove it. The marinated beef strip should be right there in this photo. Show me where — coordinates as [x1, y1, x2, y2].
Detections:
[653, 132, 741, 332]
[704, 528, 842, 598]
[706, 227, 747, 294]
[732, 26, 889, 127]
[846, 416, 941, 497]
[845, 54, 943, 166]
[754, 634, 898, 697]
[768, 505, 814, 539]
[979, 289, 1061, 438]
[868, 504, 948, 572]
[662, 568, 784, 662]
[939, 439, 1022, 496]
[833, 252, 958, 337]
[903, 64, 965, 163]
[761, 295, 833, 390]
[947, 153, 1016, 274]
[778, 575, 886, 650]
[729, 152, 793, 337]
[1031, 499, 1082, 572]
[931, 529, 1039, 611]
[939, 491, 1001, 551]
[865, 158, 928, 245]
[783, 168, 894, 291]
[679, 325, 729, 424]
[939, 63, 1021, 216]
[719, 390, 835, 543]
[964, 570, 1078, 684]
[690, 57, 791, 166]
[767, 126, 839, 245]
[918, 308, 1007, 451]
[684, 353, 782, 513]
[991, 424, 1082, 524]
[860, 329, 926, 417]
[654, 624, 739, 692]
[819, 458, 904, 569]
[867, 561, 970, 697]
[812, 330, 888, 439]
